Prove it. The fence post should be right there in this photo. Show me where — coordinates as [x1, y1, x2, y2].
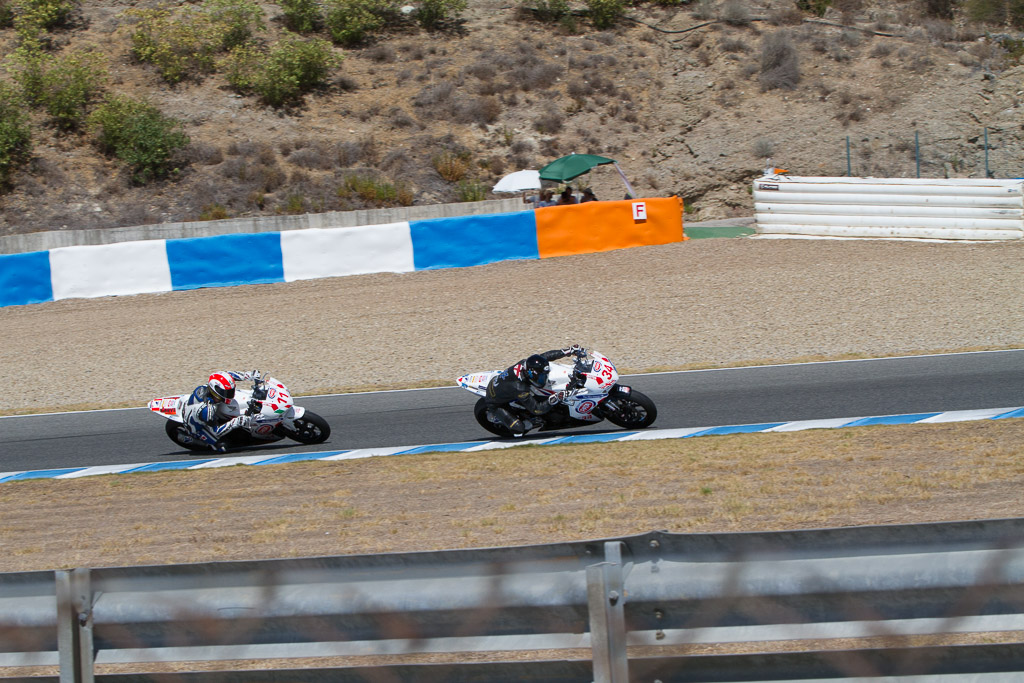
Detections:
[588, 541, 628, 683]
[845, 136, 851, 176]
[915, 130, 921, 178]
[985, 127, 992, 178]
[56, 569, 94, 683]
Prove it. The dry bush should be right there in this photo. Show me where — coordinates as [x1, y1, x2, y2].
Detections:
[720, 0, 751, 26]
[364, 44, 396, 63]
[413, 81, 456, 112]
[534, 104, 564, 133]
[337, 137, 378, 165]
[922, 17, 954, 42]
[719, 36, 750, 52]
[759, 30, 800, 91]
[463, 60, 497, 81]
[870, 41, 894, 57]
[510, 139, 534, 156]
[287, 142, 338, 170]
[512, 61, 563, 91]
[453, 95, 501, 125]
[181, 141, 223, 166]
[839, 30, 861, 48]
[769, 6, 804, 24]
[567, 78, 594, 99]
[388, 107, 417, 128]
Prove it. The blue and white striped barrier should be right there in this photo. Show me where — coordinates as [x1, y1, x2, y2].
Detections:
[2, 406, 1020, 484]
[0, 212, 538, 307]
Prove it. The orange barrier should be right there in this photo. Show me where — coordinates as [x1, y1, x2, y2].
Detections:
[534, 196, 685, 259]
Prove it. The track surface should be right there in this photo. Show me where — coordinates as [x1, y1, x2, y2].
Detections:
[2, 350, 1022, 473]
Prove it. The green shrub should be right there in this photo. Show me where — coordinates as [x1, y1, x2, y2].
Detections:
[202, 0, 264, 49]
[585, 0, 623, 29]
[89, 95, 189, 184]
[337, 173, 411, 205]
[455, 178, 486, 202]
[6, 46, 46, 105]
[127, 0, 264, 83]
[0, 82, 31, 187]
[280, 0, 321, 32]
[529, 0, 569, 21]
[222, 36, 341, 106]
[323, 0, 398, 46]
[199, 203, 229, 220]
[0, 0, 14, 28]
[12, 0, 74, 44]
[38, 50, 107, 130]
[7, 46, 106, 129]
[964, 0, 1024, 28]
[432, 150, 470, 181]
[796, 0, 831, 17]
[416, 0, 466, 29]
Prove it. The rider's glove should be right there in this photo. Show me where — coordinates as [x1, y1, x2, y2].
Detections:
[251, 369, 262, 382]
[563, 344, 585, 357]
[246, 397, 262, 415]
[547, 390, 566, 405]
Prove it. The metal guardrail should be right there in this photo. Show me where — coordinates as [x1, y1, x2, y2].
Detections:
[2, 519, 1024, 682]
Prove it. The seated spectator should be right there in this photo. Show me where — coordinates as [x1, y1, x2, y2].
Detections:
[580, 188, 598, 202]
[556, 187, 577, 205]
[531, 189, 554, 207]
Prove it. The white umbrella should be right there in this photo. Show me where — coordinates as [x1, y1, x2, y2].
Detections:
[492, 169, 541, 193]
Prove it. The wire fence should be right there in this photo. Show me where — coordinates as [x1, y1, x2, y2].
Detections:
[837, 127, 1024, 180]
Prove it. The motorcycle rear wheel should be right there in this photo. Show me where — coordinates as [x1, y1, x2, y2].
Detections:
[164, 420, 210, 452]
[282, 411, 331, 444]
[474, 397, 515, 437]
[604, 389, 657, 429]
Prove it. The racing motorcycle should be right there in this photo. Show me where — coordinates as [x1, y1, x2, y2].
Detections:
[457, 349, 657, 438]
[148, 375, 330, 452]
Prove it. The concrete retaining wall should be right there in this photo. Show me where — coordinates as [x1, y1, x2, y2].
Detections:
[0, 197, 525, 255]
[0, 197, 684, 308]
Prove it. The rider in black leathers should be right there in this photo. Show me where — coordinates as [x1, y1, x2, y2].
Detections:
[484, 345, 586, 436]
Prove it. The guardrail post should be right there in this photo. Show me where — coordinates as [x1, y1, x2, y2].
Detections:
[56, 568, 94, 683]
[587, 541, 628, 683]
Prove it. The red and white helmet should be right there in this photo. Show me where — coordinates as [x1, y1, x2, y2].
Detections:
[207, 372, 236, 403]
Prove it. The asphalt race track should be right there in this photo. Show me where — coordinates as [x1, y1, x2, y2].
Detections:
[2, 350, 1022, 474]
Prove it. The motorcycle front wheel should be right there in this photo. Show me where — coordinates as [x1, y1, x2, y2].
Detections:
[281, 411, 331, 444]
[604, 389, 658, 429]
[164, 420, 210, 452]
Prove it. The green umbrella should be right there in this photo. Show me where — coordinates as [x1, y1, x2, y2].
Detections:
[538, 154, 616, 183]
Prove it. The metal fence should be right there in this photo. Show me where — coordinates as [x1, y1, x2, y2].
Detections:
[2, 519, 1024, 682]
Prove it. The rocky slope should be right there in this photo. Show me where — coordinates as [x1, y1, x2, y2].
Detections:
[0, 0, 1022, 235]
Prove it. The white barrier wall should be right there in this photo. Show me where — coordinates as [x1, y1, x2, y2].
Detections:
[753, 176, 1024, 240]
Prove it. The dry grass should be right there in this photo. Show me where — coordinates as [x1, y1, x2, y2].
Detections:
[2, 416, 1023, 678]
[2, 418, 1022, 574]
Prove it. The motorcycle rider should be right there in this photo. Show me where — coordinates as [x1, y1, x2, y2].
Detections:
[181, 370, 262, 452]
[484, 345, 587, 437]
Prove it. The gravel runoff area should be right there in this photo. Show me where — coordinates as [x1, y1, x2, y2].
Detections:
[1, 234, 1023, 415]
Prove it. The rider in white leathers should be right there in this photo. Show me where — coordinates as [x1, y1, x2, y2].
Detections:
[181, 370, 261, 452]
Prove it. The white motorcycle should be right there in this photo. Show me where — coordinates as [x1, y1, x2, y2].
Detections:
[148, 375, 331, 452]
[457, 350, 657, 438]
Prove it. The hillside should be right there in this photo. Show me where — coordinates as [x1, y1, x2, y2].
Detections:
[1, 0, 1022, 236]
